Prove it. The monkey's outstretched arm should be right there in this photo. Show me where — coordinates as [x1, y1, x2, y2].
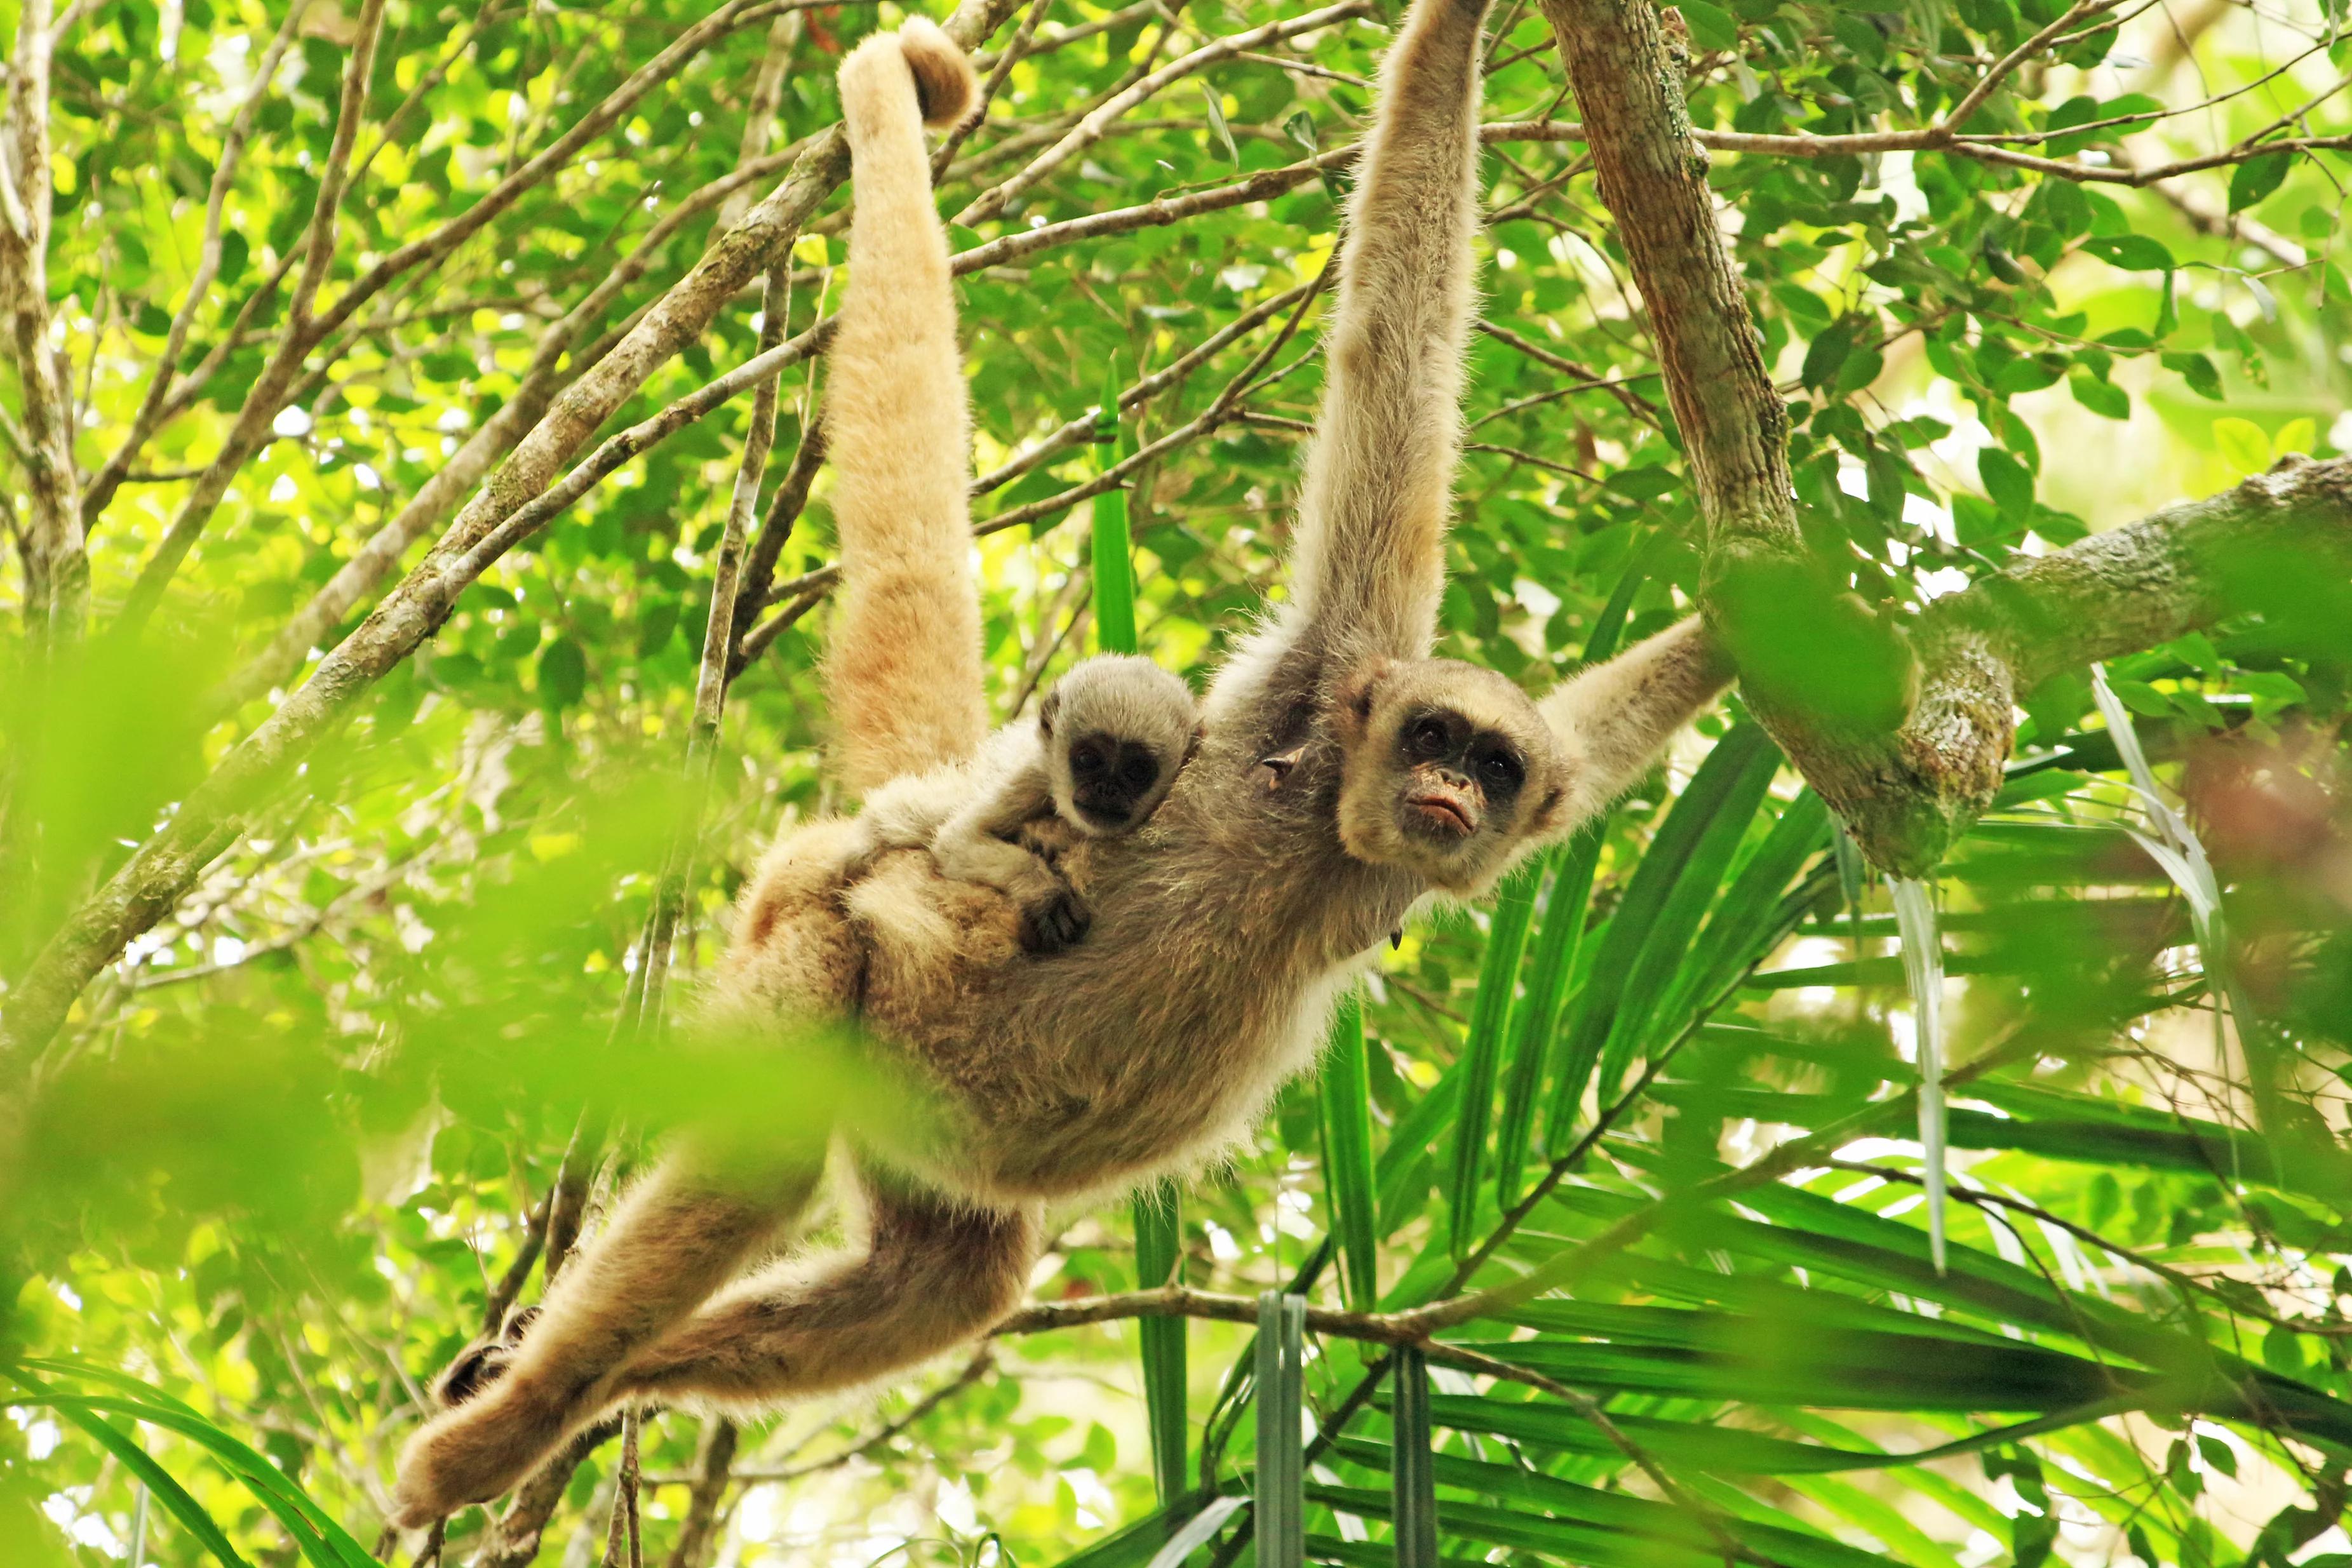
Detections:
[1539, 617, 1738, 825]
[929, 761, 1059, 897]
[1284, 0, 1491, 664]
[826, 23, 986, 795]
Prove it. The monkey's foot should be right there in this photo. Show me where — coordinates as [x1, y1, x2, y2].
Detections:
[1018, 887, 1091, 954]
[388, 1371, 577, 1529]
[432, 1306, 541, 1409]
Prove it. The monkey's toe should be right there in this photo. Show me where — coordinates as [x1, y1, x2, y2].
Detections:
[1018, 889, 1091, 954]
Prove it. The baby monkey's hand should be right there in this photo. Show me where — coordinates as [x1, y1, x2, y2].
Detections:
[1017, 881, 1091, 955]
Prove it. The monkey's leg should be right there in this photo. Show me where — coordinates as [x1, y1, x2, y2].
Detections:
[828, 26, 988, 794]
[614, 1168, 1042, 1407]
[389, 1151, 823, 1526]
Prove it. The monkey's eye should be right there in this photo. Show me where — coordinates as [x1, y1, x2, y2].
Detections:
[1407, 717, 1451, 758]
[1070, 740, 1109, 776]
[1119, 754, 1159, 792]
[1477, 748, 1524, 791]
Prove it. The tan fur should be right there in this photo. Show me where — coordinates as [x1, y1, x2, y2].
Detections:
[897, 17, 978, 128]
[855, 655, 1197, 941]
[390, 1, 1738, 1527]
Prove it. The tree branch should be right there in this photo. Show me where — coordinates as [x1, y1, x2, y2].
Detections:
[112, 0, 793, 635]
[78, 0, 314, 528]
[949, 1, 1372, 228]
[0, 0, 86, 647]
[1540, 0, 2352, 876]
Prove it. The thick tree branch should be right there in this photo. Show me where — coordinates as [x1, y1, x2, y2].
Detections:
[1541, 0, 2352, 876]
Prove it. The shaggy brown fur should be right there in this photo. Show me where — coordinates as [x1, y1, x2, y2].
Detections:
[389, 0, 1734, 1527]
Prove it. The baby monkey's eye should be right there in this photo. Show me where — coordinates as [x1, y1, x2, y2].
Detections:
[1119, 754, 1159, 791]
[1407, 717, 1450, 758]
[1478, 749, 1523, 789]
[1070, 740, 1109, 775]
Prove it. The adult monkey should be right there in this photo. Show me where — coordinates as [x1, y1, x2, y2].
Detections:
[391, 0, 1730, 1526]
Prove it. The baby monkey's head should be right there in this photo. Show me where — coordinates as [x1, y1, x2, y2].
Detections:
[1040, 655, 1199, 834]
[1334, 657, 1571, 895]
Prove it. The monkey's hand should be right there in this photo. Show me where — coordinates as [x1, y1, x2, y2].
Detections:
[1013, 869, 1091, 955]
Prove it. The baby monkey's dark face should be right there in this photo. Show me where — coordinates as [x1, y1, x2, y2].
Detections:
[1064, 730, 1172, 830]
[1040, 653, 1200, 838]
[1336, 657, 1571, 894]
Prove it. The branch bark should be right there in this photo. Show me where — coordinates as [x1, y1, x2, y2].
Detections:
[0, 0, 86, 648]
[1540, 0, 2352, 876]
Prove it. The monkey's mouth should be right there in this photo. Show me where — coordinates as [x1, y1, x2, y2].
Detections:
[1404, 793, 1474, 838]
[1073, 798, 1136, 831]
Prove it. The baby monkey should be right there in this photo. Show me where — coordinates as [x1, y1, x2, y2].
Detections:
[857, 654, 1197, 952]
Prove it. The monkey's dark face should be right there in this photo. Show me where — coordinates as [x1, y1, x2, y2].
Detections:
[1391, 704, 1528, 844]
[1040, 654, 1199, 837]
[1334, 658, 1569, 894]
[1063, 730, 1172, 831]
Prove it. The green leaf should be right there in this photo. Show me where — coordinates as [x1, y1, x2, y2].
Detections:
[1979, 446, 2035, 517]
[2069, 370, 2130, 420]
[1448, 855, 1543, 1251]
[1552, 724, 1778, 1130]
[1198, 81, 1239, 167]
[1092, 366, 1140, 656]
[2164, 349, 2224, 399]
[1391, 1348, 1439, 1568]
[535, 637, 587, 709]
[2228, 151, 2292, 213]
[4, 1374, 250, 1568]
[1495, 831, 1601, 1203]
[1677, 0, 1740, 51]
[2212, 416, 2271, 476]
[1254, 1292, 1305, 1568]
[1318, 995, 1380, 1312]
[2080, 234, 2174, 271]
[1131, 1182, 1187, 1499]
[1800, 316, 1857, 390]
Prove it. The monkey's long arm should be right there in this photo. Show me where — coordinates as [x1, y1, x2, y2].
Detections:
[1284, 0, 1490, 662]
[826, 22, 986, 795]
[1539, 618, 1737, 823]
[927, 761, 1061, 899]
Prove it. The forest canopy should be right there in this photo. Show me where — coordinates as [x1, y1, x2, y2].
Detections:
[2, 0, 2349, 1564]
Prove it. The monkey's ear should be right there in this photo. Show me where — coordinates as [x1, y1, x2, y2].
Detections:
[1529, 784, 1569, 838]
[1334, 659, 1392, 738]
[1039, 688, 1062, 738]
